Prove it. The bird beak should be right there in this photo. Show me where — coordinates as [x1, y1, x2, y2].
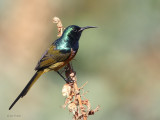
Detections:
[79, 26, 97, 32]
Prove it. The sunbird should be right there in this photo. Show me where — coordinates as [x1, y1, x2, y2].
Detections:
[9, 25, 96, 110]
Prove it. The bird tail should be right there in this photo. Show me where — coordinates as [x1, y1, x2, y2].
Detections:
[9, 70, 44, 110]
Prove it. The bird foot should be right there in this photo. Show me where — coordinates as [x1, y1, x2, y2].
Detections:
[65, 78, 74, 83]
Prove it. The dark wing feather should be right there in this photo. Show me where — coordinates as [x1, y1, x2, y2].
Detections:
[35, 45, 71, 70]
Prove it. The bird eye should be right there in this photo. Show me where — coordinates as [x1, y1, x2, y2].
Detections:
[73, 29, 77, 32]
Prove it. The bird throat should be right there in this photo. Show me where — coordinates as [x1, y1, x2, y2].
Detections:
[56, 34, 79, 51]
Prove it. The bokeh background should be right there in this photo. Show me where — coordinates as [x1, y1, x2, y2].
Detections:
[1, 0, 160, 120]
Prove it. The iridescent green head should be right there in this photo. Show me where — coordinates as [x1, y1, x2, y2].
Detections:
[62, 25, 97, 40]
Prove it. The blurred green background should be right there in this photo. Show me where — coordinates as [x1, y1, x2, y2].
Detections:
[1, 0, 160, 120]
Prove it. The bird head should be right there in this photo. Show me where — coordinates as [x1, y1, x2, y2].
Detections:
[62, 25, 97, 40]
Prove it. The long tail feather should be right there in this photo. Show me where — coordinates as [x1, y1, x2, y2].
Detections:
[9, 70, 44, 110]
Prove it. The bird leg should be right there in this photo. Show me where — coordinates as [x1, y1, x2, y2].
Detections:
[57, 71, 74, 83]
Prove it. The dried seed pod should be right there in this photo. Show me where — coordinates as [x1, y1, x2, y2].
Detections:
[53, 17, 63, 37]
[62, 84, 71, 97]
[68, 103, 77, 114]
[53, 17, 60, 23]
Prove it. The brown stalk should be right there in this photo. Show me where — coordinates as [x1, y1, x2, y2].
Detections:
[65, 64, 87, 120]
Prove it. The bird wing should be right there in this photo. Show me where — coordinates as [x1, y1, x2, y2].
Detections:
[35, 45, 71, 70]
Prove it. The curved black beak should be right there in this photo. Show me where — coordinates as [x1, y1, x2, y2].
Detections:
[79, 26, 97, 32]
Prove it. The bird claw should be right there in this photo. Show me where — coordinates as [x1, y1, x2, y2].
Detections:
[65, 78, 74, 83]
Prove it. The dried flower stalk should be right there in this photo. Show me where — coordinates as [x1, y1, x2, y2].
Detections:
[53, 17, 64, 37]
[53, 16, 99, 120]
